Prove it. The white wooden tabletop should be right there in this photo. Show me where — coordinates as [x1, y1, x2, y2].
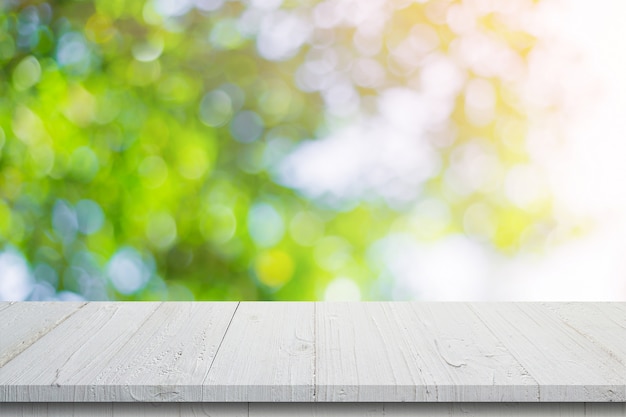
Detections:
[0, 302, 624, 403]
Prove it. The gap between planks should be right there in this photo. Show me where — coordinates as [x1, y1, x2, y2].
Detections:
[1, 302, 625, 403]
[0, 302, 87, 368]
[202, 301, 241, 387]
[1, 402, 625, 417]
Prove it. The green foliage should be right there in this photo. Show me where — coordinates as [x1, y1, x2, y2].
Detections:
[0, 0, 564, 301]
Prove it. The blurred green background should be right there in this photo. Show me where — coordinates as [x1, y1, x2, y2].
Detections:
[0, 0, 579, 301]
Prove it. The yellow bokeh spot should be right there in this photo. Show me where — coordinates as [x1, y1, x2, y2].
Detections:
[494, 209, 530, 250]
[12, 105, 47, 145]
[85, 14, 116, 43]
[177, 143, 212, 180]
[63, 85, 96, 127]
[255, 249, 294, 287]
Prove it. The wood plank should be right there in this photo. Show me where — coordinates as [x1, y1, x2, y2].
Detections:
[0, 302, 238, 402]
[83, 302, 238, 401]
[541, 303, 626, 362]
[384, 403, 586, 416]
[112, 403, 247, 417]
[470, 303, 626, 402]
[315, 302, 537, 402]
[251, 403, 626, 417]
[250, 403, 626, 417]
[0, 302, 160, 401]
[0, 302, 85, 367]
[250, 403, 383, 416]
[584, 403, 626, 417]
[203, 302, 315, 401]
[0, 302, 15, 313]
[0, 403, 247, 416]
[0, 403, 113, 417]
[1, 403, 625, 417]
[1, 302, 624, 403]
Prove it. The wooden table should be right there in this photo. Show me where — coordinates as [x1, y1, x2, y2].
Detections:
[0, 302, 625, 416]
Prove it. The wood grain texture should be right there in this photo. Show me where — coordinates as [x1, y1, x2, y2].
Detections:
[0, 403, 247, 416]
[0, 302, 15, 313]
[252, 403, 626, 416]
[316, 303, 537, 402]
[470, 303, 626, 402]
[0, 403, 113, 417]
[111, 403, 247, 417]
[0, 302, 85, 367]
[80, 302, 239, 402]
[250, 403, 383, 416]
[1, 302, 625, 403]
[6, 403, 624, 417]
[383, 403, 615, 416]
[541, 303, 626, 362]
[584, 403, 626, 417]
[203, 302, 315, 401]
[0, 302, 237, 402]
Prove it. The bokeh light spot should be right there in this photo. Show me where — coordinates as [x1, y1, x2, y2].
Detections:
[199, 90, 233, 127]
[201, 205, 237, 244]
[34, 263, 59, 288]
[127, 60, 161, 86]
[107, 247, 150, 295]
[247, 202, 284, 247]
[255, 249, 294, 287]
[465, 78, 496, 126]
[352, 58, 386, 88]
[0, 33, 16, 61]
[139, 156, 169, 189]
[494, 210, 529, 250]
[75, 199, 105, 235]
[146, 212, 178, 250]
[324, 277, 361, 301]
[257, 11, 311, 61]
[195, 0, 225, 12]
[52, 199, 78, 243]
[210, 19, 246, 50]
[28, 144, 55, 177]
[290, 211, 324, 246]
[505, 165, 548, 211]
[314, 236, 351, 271]
[230, 110, 264, 143]
[177, 143, 213, 180]
[56, 32, 90, 72]
[85, 13, 116, 44]
[64, 86, 96, 127]
[258, 80, 292, 121]
[12, 106, 46, 145]
[250, 0, 283, 11]
[406, 198, 451, 240]
[12, 55, 41, 91]
[0, 249, 34, 301]
[154, 0, 193, 17]
[463, 202, 496, 241]
[69, 146, 100, 182]
[131, 36, 164, 62]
